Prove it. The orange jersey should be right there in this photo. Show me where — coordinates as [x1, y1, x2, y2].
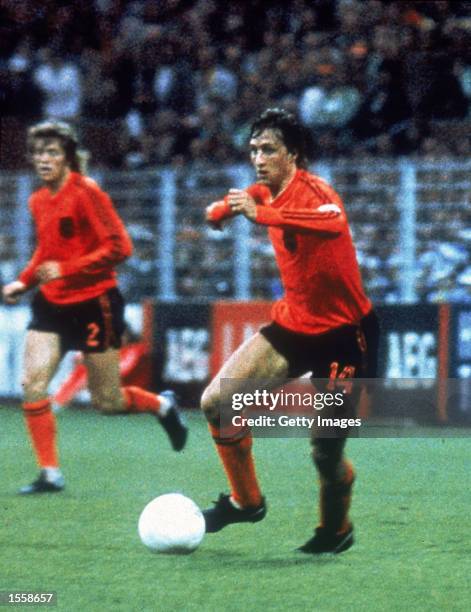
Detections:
[19, 172, 133, 304]
[208, 169, 371, 334]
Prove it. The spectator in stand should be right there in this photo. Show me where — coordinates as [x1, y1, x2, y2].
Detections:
[417, 51, 468, 121]
[80, 48, 122, 120]
[194, 46, 239, 108]
[34, 46, 82, 121]
[299, 63, 361, 131]
[2, 42, 43, 119]
[0, 0, 470, 167]
[152, 37, 195, 115]
[456, 61, 471, 117]
[348, 58, 412, 150]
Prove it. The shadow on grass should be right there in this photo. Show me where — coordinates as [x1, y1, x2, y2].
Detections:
[197, 547, 344, 568]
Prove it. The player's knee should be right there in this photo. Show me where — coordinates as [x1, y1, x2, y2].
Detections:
[200, 386, 220, 424]
[21, 370, 49, 401]
[92, 389, 122, 414]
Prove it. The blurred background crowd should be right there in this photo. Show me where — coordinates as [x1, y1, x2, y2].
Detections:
[1, 0, 470, 170]
[0, 0, 470, 306]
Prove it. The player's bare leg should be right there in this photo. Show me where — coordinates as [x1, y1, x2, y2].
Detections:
[20, 331, 64, 493]
[201, 332, 289, 532]
[84, 348, 125, 413]
[201, 331, 289, 423]
[85, 348, 187, 450]
[22, 331, 62, 402]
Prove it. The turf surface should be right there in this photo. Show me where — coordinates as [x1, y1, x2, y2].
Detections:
[1, 405, 470, 611]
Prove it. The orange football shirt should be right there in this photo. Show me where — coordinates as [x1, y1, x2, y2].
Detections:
[19, 172, 133, 304]
[208, 168, 372, 334]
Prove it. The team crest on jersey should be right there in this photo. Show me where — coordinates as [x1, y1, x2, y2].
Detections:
[283, 230, 297, 252]
[59, 217, 75, 238]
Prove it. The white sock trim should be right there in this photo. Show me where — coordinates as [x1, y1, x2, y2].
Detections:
[43, 467, 63, 481]
[229, 496, 242, 510]
[158, 395, 171, 417]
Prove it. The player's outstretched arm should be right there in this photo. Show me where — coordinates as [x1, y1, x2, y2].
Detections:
[2, 280, 28, 304]
[205, 200, 234, 230]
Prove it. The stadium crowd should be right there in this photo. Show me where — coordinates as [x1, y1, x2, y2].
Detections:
[0, 0, 470, 305]
[1, 0, 470, 169]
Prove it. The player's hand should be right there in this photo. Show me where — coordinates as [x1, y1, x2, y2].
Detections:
[2, 280, 27, 304]
[206, 201, 231, 230]
[227, 189, 257, 221]
[36, 261, 62, 283]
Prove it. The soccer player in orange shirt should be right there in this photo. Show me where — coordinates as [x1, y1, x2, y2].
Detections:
[2, 120, 187, 494]
[203, 108, 379, 554]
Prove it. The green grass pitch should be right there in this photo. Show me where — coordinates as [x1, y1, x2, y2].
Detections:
[1, 405, 470, 611]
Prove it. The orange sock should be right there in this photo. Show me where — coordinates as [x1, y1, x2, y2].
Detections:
[122, 386, 161, 414]
[209, 423, 262, 508]
[319, 459, 355, 534]
[23, 399, 58, 468]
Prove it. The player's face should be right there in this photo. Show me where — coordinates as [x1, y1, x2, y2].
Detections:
[32, 138, 70, 189]
[249, 129, 297, 196]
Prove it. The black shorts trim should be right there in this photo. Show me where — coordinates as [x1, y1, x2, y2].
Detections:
[260, 310, 379, 379]
[28, 288, 126, 353]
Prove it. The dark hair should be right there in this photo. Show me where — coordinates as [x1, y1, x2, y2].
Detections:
[27, 120, 87, 173]
[249, 108, 310, 168]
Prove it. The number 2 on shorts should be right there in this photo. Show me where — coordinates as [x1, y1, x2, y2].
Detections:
[86, 322, 100, 347]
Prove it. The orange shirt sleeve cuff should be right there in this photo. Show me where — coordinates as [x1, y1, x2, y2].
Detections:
[206, 200, 232, 222]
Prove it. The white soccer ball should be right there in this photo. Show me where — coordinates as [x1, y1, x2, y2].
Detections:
[138, 493, 205, 554]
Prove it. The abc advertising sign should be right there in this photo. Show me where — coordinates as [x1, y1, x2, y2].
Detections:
[375, 304, 446, 423]
[152, 302, 211, 402]
[151, 301, 271, 404]
[151, 301, 467, 422]
[210, 301, 272, 375]
[375, 304, 444, 380]
[2, 302, 468, 421]
[449, 306, 471, 378]
[447, 306, 471, 422]
[209, 302, 450, 380]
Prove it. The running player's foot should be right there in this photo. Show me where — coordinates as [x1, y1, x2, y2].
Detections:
[157, 390, 188, 451]
[203, 494, 267, 533]
[297, 525, 354, 554]
[19, 469, 65, 495]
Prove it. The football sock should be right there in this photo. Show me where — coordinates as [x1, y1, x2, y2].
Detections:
[122, 386, 169, 415]
[319, 459, 355, 534]
[23, 399, 59, 468]
[209, 423, 262, 508]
